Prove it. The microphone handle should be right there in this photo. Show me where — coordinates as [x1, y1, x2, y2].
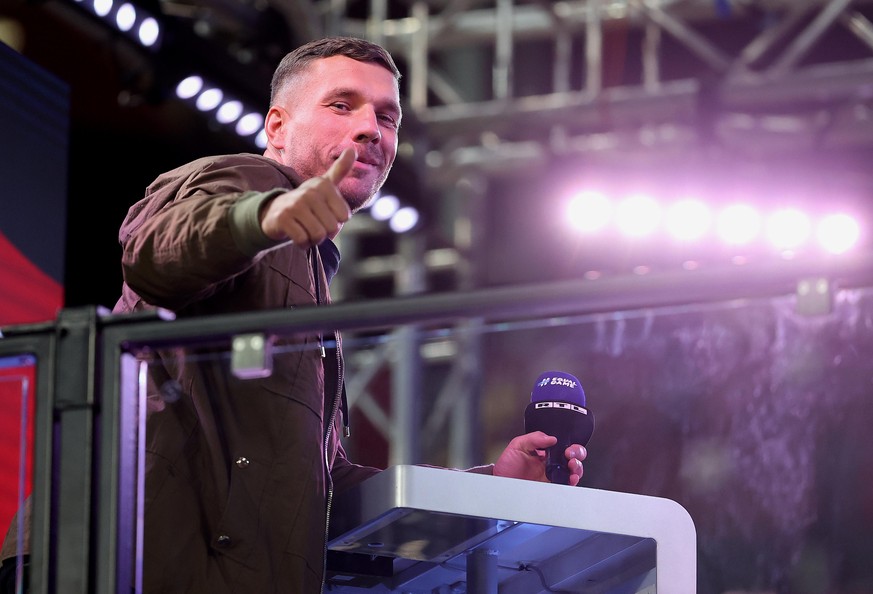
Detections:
[546, 446, 571, 485]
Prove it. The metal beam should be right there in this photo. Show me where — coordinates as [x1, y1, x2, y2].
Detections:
[318, 0, 873, 466]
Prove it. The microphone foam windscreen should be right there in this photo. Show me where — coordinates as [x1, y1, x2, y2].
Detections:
[530, 371, 586, 407]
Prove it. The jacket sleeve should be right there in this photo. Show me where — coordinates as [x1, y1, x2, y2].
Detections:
[329, 437, 495, 496]
[330, 442, 382, 495]
[120, 158, 290, 310]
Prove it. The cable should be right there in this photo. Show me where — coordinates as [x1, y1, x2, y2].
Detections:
[438, 557, 577, 592]
[518, 563, 576, 594]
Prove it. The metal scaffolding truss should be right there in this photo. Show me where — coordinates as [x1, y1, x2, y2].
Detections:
[54, 0, 870, 465]
[311, 0, 873, 182]
[323, 0, 873, 466]
[12, 0, 873, 469]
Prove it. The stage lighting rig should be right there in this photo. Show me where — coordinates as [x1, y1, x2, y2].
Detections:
[70, 0, 162, 49]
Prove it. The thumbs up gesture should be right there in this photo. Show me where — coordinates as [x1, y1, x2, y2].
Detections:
[260, 148, 357, 249]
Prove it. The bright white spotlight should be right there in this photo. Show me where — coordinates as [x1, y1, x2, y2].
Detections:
[370, 194, 399, 221]
[115, 3, 136, 31]
[817, 213, 860, 254]
[175, 76, 203, 100]
[766, 208, 811, 250]
[93, 0, 113, 17]
[390, 206, 420, 233]
[717, 204, 761, 245]
[138, 17, 160, 47]
[216, 100, 243, 124]
[666, 199, 711, 241]
[235, 112, 264, 136]
[195, 88, 223, 111]
[254, 130, 268, 149]
[567, 190, 611, 233]
[615, 194, 661, 237]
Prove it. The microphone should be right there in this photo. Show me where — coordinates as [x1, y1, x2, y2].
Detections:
[524, 371, 594, 485]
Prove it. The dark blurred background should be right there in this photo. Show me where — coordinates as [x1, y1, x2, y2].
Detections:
[6, 0, 873, 308]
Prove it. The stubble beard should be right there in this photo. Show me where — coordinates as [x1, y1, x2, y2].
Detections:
[345, 167, 392, 214]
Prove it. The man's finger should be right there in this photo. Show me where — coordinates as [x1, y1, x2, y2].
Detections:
[325, 147, 357, 185]
[523, 431, 557, 449]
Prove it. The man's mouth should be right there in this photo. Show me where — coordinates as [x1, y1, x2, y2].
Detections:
[356, 155, 381, 167]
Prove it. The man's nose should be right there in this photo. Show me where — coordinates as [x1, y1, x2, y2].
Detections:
[353, 107, 381, 144]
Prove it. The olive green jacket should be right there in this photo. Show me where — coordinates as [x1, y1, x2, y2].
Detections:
[114, 153, 380, 593]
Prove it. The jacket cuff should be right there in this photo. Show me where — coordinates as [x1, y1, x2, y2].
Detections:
[229, 189, 288, 257]
[464, 464, 495, 475]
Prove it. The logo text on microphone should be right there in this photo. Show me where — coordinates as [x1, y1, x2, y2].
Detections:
[533, 401, 588, 414]
[537, 376, 578, 389]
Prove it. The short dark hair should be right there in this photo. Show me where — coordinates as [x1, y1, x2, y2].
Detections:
[270, 36, 401, 104]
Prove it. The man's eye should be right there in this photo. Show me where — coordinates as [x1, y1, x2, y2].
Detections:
[331, 103, 350, 111]
[379, 115, 398, 128]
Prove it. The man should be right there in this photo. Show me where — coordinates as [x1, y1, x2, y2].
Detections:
[109, 36, 586, 593]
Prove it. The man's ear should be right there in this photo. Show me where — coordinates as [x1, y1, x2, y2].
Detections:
[264, 106, 287, 150]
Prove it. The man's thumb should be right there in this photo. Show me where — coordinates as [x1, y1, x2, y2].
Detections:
[325, 147, 357, 185]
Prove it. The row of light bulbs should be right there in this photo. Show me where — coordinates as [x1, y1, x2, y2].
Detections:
[72, 0, 161, 48]
[174, 76, 267, 146]
[567, 191, 862, 256]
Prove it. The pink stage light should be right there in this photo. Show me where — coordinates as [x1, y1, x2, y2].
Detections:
[817, 213, 860, 254]
[567, 191, 612, 233]
[616, 194, 661, 237]
[558, 179, 864, 270]
[766, 208, 811, 250]
[666, 199, 712, 241]
[717, 204, 761, 245]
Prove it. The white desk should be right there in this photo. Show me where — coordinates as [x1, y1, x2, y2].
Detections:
[327, 465, 696, 593]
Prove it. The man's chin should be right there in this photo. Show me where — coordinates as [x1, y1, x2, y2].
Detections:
[342, 180, 383, 213]
[343, 188, 377, 214]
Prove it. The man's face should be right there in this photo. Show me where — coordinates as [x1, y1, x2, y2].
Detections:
[274, 55, 401, 212]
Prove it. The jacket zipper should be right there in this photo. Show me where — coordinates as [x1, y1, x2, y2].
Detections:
[314, 246, 344, 593]
[321, 329, 343, 592]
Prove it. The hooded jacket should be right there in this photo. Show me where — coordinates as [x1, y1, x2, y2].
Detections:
[113, 153, 380, 593]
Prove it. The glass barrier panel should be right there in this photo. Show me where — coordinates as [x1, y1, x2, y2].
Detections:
[115, 284, 873, 592]
[122, 330, 334, 593]
[338, 287, 873, 591]
[0, 354, 36, 594]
